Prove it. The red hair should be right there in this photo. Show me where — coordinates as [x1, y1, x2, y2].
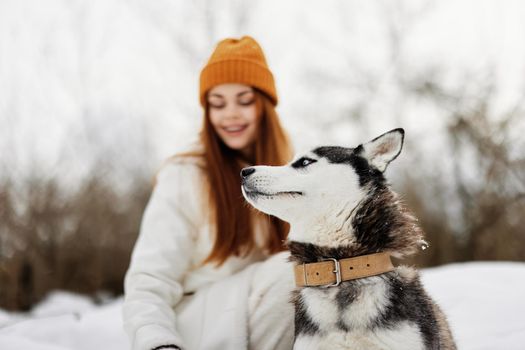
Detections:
[178, 90, 293, 266]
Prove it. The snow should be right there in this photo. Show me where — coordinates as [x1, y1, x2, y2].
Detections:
[1, 262, 524, 349]
[421, 262, 525, 349]
[0, 292, 128, 350]
[1, 1, 525, 348]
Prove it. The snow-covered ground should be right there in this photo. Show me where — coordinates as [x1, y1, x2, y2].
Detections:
[0, 262, 524, 349]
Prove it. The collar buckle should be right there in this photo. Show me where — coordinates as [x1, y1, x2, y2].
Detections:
[322, 258, 342, 287]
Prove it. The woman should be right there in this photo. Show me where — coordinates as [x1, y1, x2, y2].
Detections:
[123, 36, 296, 350]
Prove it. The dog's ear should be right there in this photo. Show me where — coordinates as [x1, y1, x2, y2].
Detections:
[360, 128, 404, 172]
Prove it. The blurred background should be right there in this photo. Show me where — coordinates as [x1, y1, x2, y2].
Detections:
[1, 0, 524, 311]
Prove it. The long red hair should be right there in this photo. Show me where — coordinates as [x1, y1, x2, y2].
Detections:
[178, 89, 293, 266]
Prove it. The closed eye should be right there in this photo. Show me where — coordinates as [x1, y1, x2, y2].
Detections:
[291, 157, 317, 169]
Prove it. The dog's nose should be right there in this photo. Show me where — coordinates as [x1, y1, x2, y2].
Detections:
[241, 167, 256, 179]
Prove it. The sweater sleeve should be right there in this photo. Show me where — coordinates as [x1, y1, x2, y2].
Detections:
[122, 162, 200, 350]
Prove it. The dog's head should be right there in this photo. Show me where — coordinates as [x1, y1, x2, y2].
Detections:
[241, 128, 425, 258]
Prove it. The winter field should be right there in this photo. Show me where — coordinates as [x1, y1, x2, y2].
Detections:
[1, 262, 524, 350]
[1, 1, 525, 349]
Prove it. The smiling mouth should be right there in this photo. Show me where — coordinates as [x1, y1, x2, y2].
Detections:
[222, 125, 248, 134]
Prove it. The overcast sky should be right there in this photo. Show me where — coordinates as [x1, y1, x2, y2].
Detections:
[1, 0, 524, 186]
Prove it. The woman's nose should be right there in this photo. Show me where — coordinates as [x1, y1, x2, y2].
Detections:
[224, 104, 240, 119]
[241, 167, 256, 179]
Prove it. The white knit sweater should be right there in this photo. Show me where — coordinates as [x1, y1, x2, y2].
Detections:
[122, 157, 271, 350]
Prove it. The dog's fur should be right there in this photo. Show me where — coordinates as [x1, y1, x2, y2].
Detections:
[241, 129, 456, 350]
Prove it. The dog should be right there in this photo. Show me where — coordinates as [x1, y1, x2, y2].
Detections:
[240, 128, 456, 350]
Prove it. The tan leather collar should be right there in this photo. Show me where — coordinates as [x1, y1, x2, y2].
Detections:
[293, 252, 394, 287]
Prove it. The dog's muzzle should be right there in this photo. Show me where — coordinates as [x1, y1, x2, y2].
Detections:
[240, 166, 303, 199]
[240, 167, 258, 197]
[241, 167, 256, 179]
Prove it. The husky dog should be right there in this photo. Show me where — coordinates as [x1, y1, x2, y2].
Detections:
[241, 129, 456, 350]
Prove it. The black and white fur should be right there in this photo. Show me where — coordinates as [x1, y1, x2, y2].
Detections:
[241, 129, 456, 350]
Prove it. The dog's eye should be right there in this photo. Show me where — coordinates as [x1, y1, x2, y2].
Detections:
[292, 157, 317, 168]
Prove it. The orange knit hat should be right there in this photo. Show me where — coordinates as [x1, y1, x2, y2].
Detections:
[199, 36, 278, 106]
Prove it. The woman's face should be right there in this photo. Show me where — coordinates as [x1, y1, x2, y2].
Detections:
[208, 83, 260, 157]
